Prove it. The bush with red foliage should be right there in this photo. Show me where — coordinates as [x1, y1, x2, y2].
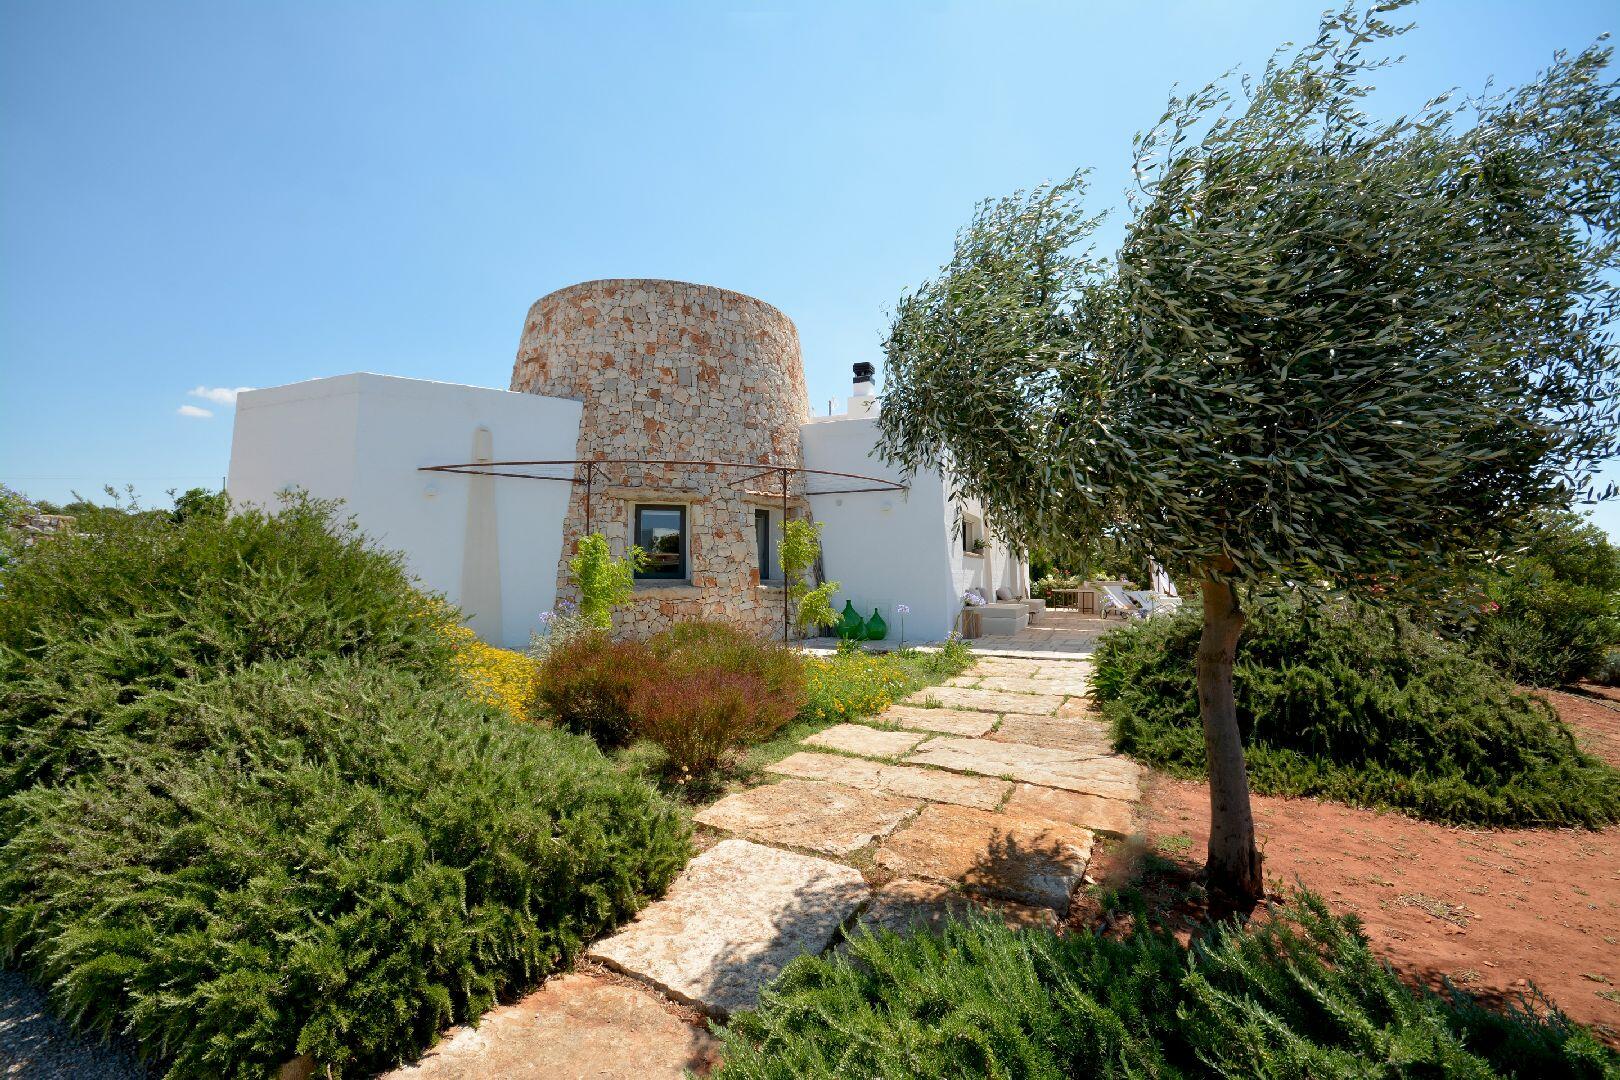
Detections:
[534, 621, 805, 775]
[630, 667, 797, 777]
[534, 634, 664, 746]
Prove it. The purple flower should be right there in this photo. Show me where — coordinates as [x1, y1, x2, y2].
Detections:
[896, 604, 911, 615]
[538, 610, 556, 625]
[557, 597, 578, 613]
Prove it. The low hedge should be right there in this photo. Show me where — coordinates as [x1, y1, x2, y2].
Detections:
[0, 495, 456, 796]
[0, 498, 691, 1078]
[1092, 599, 1620, 827]
[714, 892, 1616, 1078]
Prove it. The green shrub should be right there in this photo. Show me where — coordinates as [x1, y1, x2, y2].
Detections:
[800, 651, 919, 724]
[796, 639, 976, 727]
[714, 892, 1615, 1079]
[1093, 598, 1620, 827]
[1593, 648, 1620, 687]
[0, 494, 455, 796]
[534, 633, 656, 746]
[0, 498, 691, 1078]
[1468, 511, 1620, 687]
[0, 663, 690, 1078]
[567, 532, 644, 630]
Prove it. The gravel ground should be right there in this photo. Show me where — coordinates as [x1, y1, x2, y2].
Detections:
[0, 971, 145, 1079]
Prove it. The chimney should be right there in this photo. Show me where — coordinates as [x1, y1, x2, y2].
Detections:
[847, 362, 879, 418]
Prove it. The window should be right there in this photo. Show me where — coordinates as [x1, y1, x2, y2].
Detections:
[755, 508, 782, 583]
[634, 505, 687, 580]
[961, 512, 985, 554]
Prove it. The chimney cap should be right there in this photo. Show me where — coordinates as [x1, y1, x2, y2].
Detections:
[852, 362, 876, 383]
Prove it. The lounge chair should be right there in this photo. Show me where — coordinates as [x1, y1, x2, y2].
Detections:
[1099, 584, 1146, 620]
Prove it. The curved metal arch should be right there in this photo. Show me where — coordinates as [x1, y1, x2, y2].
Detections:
[417, 457, 909, 642]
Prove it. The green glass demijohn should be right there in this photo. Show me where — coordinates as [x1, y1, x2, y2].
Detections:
[838, 599, 865, 640]
[864, 608, 888, 641]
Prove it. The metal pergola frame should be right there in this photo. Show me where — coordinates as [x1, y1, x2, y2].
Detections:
[417, 457, 908, 642]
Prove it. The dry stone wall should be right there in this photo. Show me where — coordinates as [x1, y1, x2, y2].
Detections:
[510, 279, 810, 638]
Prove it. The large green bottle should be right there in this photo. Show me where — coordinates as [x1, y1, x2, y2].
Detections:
[838, 599, 865, 640]
[864, 608, 888, 641]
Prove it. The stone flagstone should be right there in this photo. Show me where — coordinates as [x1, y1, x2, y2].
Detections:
[874, 804, 1094, 911]
[902, 685, 1066, 715]
[1003, 784, 1135, 837]
[383, 973, 718, 1079]
[878, 704, 997, 737]
[852, 879, 1059, 938]
[766, 751, 1011, 811]
[1056, 697, 1102, 720]
[804, 723, 927, 758]
[990, 713, 1112, 755]
[906, 737, 1142, 801]
[694, 779, 918, 856]
[973, 675, 1090, 697]
[586, 839, 867, 1017]
[970, 657, 1072, 677]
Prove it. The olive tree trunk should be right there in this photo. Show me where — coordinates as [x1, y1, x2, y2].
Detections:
[1197, 568, 1264, 908]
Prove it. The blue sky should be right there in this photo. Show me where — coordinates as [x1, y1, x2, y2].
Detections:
[3, 0, 1617, 534]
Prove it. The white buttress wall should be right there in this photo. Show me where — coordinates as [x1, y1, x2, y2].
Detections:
[227, 373, 582, 649]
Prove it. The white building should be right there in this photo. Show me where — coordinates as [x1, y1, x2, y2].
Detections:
[228, 280, 1029, 648]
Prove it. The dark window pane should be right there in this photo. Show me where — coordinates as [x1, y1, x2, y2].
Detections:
[756, 509, 770, 579]
[635, 506, 686, 579]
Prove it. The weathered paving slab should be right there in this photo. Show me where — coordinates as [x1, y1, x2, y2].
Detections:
[766, 752, 1009, 810]
[906, 737, 1142, 800]
[944, 674, 981, 688]
[874, 761, 1011, 810]
[587, 839, 867, 1017]
[973, 675, 1090, 697]
[902, 685, 1066, 715]
[383, 972, 718, 1079]
[694, 779, 918, 856]
[968, 658, 1067, 677]
[852, 879, 1059, 938]
[766, 749, 886, 787]
[874, 805, 1094, 911]
[990, 714, 1113, 755]
[1056, 697, 1102, 720]
[804, 723, 927, 758]
[879, 704, 998, 737]
[1004, 784, 1135, 837]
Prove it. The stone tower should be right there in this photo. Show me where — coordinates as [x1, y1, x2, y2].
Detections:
[510, 279, 810, 637]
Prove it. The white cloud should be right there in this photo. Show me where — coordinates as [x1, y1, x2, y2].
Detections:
[188, 385, 253, 406]
[177, 404, 214, 419]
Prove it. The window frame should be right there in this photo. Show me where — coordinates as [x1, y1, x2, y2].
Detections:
[961, 511, 985, 555]
[633, 504, 689, 581]
[755, 507, 783, 585]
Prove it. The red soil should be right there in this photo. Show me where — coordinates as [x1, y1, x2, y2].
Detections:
[1082, 688, 1620, 1044]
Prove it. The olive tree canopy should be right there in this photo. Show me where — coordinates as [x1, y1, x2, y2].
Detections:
[880, 5, 1619, 593]
[877, 2, 1620, 903]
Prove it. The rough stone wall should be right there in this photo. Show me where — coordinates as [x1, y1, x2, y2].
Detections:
[510, 279, 810, 639]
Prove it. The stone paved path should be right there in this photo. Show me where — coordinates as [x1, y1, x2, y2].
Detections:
[387, 646, 1140, 1075]
[589, 648, 1140, 1021]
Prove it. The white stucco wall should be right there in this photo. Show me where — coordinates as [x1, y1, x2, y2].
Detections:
[227, 373, 582, 649]
[801, 412, 1031, 642]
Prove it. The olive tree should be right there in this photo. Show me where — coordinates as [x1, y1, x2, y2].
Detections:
[877, 3, 1620, 905]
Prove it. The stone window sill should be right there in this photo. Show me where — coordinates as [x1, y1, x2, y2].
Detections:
[963, 550, 985, 560]
[755, 581, 787, 593]
[634, 580, 700, 596]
